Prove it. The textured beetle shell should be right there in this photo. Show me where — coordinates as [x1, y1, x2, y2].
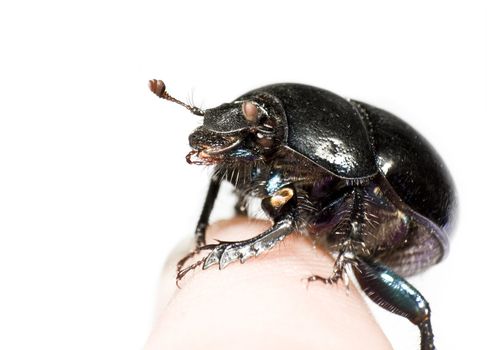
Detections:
[352, 102, 456, 275]
[240, 84, 456, 275]
[355, 102, 456, 232]
[241, 84, 378, 179]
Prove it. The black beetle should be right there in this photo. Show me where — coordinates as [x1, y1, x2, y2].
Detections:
[149, 80, 456, 350]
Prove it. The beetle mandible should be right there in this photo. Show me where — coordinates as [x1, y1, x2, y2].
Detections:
[149, 80, 456, 350]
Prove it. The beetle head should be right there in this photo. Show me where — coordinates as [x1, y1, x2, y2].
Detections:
[187, 95, 287, 165]
[149, 80, 287, 165]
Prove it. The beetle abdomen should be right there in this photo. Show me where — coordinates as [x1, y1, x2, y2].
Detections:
[352, 102, 456, 274]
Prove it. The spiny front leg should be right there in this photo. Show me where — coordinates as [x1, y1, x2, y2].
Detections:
[205, 186, 298, 269]
[176, 186, 297, 283]
[352, 258, 435, 350]
[203, 214, 295, 270]
[176, 244, 217, 285]
[176, 215, 295, 284]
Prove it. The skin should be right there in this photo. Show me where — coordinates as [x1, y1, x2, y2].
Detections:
[144, 217, 392, 350]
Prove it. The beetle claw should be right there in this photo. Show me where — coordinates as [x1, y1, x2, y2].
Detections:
[203, 245, 225, 269]
[202, 242, 252, 270]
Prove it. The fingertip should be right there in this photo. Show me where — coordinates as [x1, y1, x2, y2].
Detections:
[146, 218, 392, 350]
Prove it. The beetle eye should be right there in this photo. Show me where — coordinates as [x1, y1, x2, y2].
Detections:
[242, 101, 259, 122]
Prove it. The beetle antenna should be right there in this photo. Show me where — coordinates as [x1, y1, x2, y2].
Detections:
[148, 79, 204, 116]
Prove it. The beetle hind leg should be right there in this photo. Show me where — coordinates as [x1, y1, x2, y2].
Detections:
[352, 257, 435, 350]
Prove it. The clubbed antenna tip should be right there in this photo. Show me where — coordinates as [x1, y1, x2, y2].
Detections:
[148, 79, 204, 116]
[148, 79, 166, 98]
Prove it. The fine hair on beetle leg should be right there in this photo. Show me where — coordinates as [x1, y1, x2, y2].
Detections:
[307, 185, 372, 287]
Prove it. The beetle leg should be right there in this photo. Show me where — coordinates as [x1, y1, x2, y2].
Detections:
[202, 186, 297, 270]
[307, 251, 355, 286]
[308, 187, 368, 285]
[194, 176, 220, 247]
[176, 244, 218, 285]
[202, 213, 295, 270]
[175, 176, 220, 279]
[176, 244, 209, 277]
[175, 215, 295, 284]
[176, 187, 297, 283]
[352, 257, 435, 350]
[176, 185, 297, 283]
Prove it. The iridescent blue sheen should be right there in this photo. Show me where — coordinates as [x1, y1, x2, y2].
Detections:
[355, 259, 429, 325]
[229, 149, 254, 160]
[265, 172, 284, 195]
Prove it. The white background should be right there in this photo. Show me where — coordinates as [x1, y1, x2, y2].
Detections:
[1, 1, 486, 349]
